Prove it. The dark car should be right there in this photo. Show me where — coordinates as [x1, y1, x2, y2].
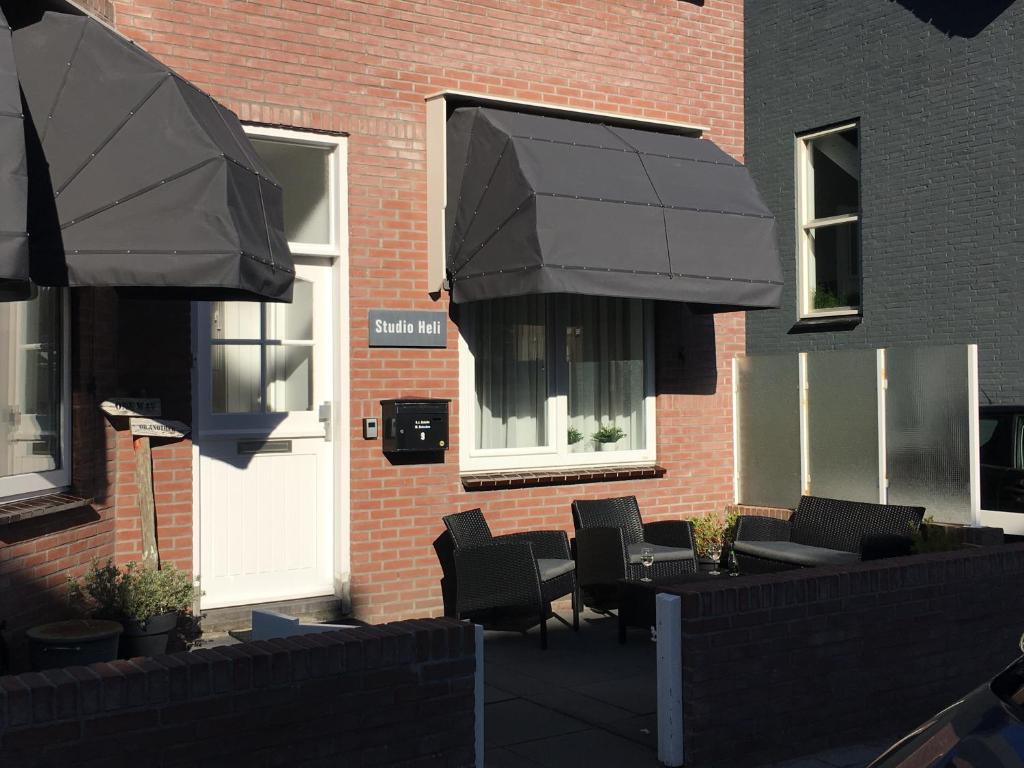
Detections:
[868, 655, 1024, 767]
[980, 406, 1024, 514]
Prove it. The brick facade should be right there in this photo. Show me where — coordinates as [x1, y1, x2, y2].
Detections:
[666, 544, 1024, 767]
[0, 618, 476, 767]
[3, 0, 748, 638]
[744, 2, 1023, 403]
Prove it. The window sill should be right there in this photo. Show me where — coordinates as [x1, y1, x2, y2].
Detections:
[0, 492, 93, 526]
[461, 464, 666, 491]
[788, 315, 863, 334]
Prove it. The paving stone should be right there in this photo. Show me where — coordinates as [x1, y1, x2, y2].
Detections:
[484, 698, 590, 748]
[506, 727, 662, 767]
[570, 673, 657, 715]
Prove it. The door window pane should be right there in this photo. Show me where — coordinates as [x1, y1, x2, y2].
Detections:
[266, 280, 313, 341]
[567, 296, 645, 452]
[266, 347, 313, 412]
[211, 345, 261, 413]
[0, 288, 62, 478]
[465, 296, 548, 449]
[250, 139, 331, 245]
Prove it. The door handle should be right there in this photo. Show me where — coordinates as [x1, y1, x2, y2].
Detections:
[318, 401, 332, 442]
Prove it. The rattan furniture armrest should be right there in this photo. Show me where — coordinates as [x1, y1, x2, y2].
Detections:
[574, 526, 628, 586]
[860, 533, 914, 561]
[453, 540, 542, 614]
[642, 520, 695, 550]
[496, 530, 571, 560]
[735, 515, 792, 542]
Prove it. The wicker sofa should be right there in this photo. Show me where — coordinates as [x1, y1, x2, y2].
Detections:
[732, 495, 926, 573]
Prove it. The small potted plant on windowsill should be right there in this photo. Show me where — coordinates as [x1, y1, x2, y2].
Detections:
[568, 426, 583, 451]
[68, 559, 200, 658]
[592, 424, 626, 451]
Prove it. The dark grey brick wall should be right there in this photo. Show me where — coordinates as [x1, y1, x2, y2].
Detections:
[744, 1, 1022, 404]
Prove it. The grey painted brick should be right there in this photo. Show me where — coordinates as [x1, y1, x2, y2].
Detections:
[745, 2, 1023, 404]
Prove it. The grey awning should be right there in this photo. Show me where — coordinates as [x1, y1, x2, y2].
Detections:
[445, 107, 782, 309]
[0, 7, 28, 296]
[13, 12, 293, 301]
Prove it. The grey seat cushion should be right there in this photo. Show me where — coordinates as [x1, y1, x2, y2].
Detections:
[733, 540, 860, 567]
[537, 558, 575, 581]
[627, 542, 694, 564]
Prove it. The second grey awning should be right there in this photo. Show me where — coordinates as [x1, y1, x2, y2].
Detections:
[14, 12, 293, 301]
[0, 6, 28, 296]
[445, 107, 782, 309]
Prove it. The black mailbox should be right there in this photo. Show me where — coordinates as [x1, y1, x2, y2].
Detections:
[381, 399, 450, 452]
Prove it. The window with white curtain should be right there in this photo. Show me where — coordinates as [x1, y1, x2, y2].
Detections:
[459, 294, 655, 472]
[0, 288, 70, 499]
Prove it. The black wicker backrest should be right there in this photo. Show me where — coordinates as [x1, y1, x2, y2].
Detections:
[442, 508, 494, 550]
[791, 495, 926, 553]
[571, 496, 645, 546]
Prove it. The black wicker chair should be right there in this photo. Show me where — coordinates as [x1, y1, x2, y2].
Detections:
[441, 508, 578, 649]
[571, 496, 697, 610]
[732, 495, 926, 573]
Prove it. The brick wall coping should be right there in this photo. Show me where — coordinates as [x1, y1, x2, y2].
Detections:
[0, 617, 473, 730]
[660, 543, 1024, 619]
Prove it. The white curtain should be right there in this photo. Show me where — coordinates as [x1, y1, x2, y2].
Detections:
[466, 296, 548, 449]
[567, 296, 645, 452]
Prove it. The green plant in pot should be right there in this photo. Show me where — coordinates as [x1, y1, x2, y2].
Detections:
[568, 426, 583, 450]
[691, 510, 739, 571]
[592, 424, 626, 451]
[68, 559, 200, 658]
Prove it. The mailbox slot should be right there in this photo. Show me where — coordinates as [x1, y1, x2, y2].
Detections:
[381, 399, 450, 453]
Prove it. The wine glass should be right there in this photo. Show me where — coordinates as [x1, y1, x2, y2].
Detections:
[639, 545, 654, 581]
[707, 543, 723, 575]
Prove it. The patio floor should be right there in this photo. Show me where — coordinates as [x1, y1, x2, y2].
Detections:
[483, 608, 893, 768]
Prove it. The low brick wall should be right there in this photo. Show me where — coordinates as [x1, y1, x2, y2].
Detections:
[0, 618, 476, 768]
[665, 544, 1024, 767]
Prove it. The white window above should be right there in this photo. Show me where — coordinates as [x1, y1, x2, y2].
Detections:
[459, 294, 656, 473]
[0, 288, 70, 499]
[796, 122, 861, 317]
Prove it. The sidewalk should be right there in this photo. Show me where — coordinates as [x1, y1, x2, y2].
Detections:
[483, 609, 892, 767]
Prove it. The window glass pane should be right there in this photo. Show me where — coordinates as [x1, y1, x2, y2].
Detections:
[266, 347, 313, 412]
[211, 301, 259, 340]
[251, 139, 331, 245]
[808, 222, 861, 310]
[464, 296, 548, 449]
[0, 288, 62, 478]
[212, 345, 261, 413]
[266, 280, 313, 341]
[566, 296, 645, 453]
[807, 127, 859, 220]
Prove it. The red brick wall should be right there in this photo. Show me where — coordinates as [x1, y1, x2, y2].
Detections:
[105, 0, 747, 622]
[666, 545, 1024, 767]
[0, 618, 476, 767]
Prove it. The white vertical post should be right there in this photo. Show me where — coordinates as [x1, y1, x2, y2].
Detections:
[475, 624, 484, 768]
[877, 348, 888, 504]
[798, 352, 810, 496]
[657, 593, 683, 767]
[732, 357, 740, 505]
[967, 344, 982, 527]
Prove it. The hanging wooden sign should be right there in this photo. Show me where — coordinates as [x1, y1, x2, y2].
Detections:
[100, 398, 162, 418]
[129, 418, 190, 439]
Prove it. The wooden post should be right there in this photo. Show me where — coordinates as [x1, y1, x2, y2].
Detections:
[133, 435, 160, 570]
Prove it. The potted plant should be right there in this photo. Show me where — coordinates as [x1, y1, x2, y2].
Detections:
[592, 424, 626, 451]
[68, 559, 200, 658]
[691, 511, 739, 572]
[568, 426, 583, 451]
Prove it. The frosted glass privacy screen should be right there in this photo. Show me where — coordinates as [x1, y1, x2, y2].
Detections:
[806, 349, 880, 503]
[885, 345, 973, 524]
[736, 355, 801, 509]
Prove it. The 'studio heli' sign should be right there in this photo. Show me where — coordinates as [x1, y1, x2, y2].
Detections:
[368, 310, 447, 348]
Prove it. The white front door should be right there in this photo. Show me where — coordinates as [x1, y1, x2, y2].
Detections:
[195, 261, 336, 609]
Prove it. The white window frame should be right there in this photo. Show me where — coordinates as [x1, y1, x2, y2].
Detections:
[795, 121, 861, 319]
[0, 290, 72, 500]
[458, 300, 657, 474]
